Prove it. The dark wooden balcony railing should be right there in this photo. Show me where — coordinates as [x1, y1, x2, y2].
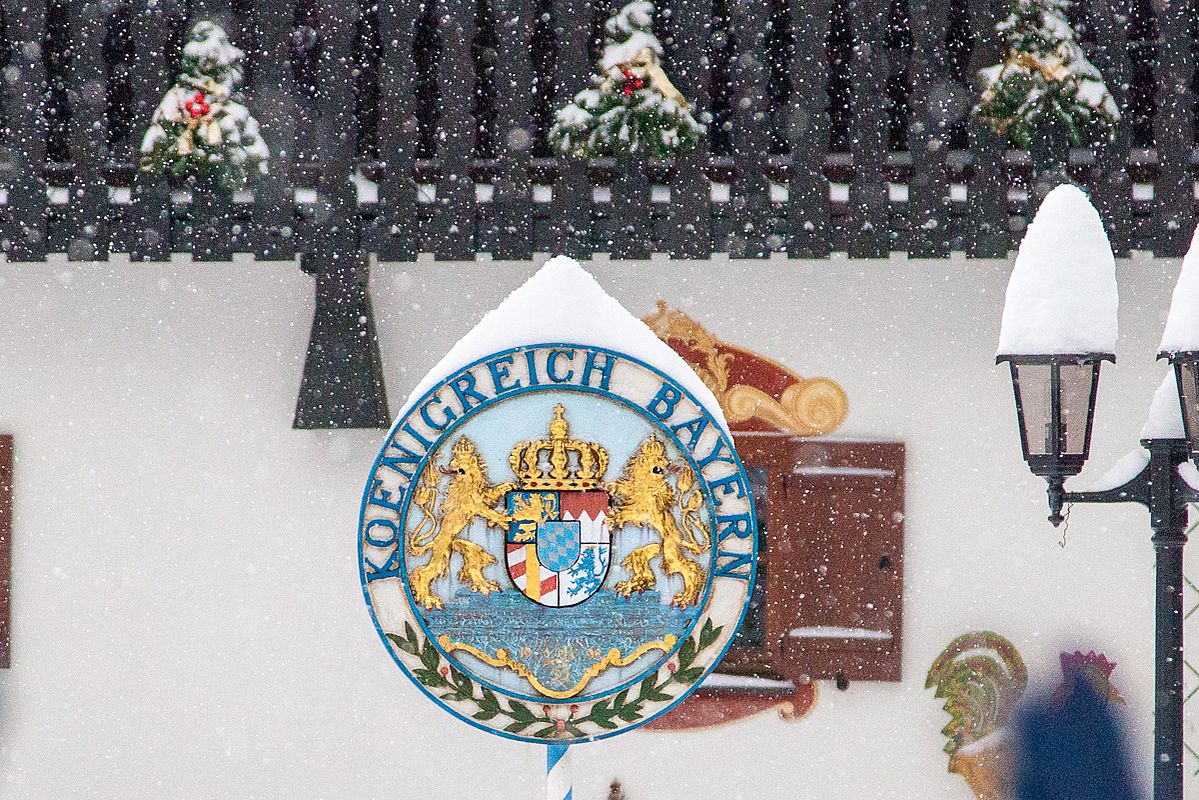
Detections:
[0, 0, 1195, 426]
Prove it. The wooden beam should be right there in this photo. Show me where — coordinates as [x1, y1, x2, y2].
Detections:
[294, 2, 390, 429]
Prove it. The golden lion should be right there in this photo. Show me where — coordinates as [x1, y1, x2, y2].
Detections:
[607, 436, 709, 608]
[408, 437, 515, 610]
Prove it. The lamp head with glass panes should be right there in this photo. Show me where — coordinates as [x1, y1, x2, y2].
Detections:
[1158, 225, 1199, 461]
[996, 185, 1117, 480]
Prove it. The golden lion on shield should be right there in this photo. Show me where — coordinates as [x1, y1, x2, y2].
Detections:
[407, 437, 514, 610]
[607, 436, 710, 608]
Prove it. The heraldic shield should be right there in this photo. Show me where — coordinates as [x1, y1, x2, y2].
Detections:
[505, 489, 612, 607]
[504, 405, 613, 607]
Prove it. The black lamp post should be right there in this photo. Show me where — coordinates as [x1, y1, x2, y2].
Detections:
[998, 186, 1199, 800]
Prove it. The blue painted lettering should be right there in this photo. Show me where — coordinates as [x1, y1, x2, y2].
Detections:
[525, 349, 540, 385]
[364, 549, 401, 582]
[451, 371, 488, 411]
[715, 550, 753, 580]
[547, 349, 576, 383]
[487, 354, 522, 396]
[380, 440, 423, 479]
[716, 513, 753, 542]
[364, 518, 400, 548]
[581, 350, 616, 390]
[708, 473, 746, 506]
[646, 382, 682, 420]
[669, 417, 709, 450]
[698, 437, 736, 470]
[400, 422, 433, 450]
[420, 395, 458, 431]
[368, 478, 406, 512]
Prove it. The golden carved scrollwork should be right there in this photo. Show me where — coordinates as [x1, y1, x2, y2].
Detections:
[643, 302, 848, 437]
[724, 381, 847, 435]
[438, 635, 678, 699]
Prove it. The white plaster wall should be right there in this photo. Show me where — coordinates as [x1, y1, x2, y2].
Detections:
[0, 252, 1188, 799]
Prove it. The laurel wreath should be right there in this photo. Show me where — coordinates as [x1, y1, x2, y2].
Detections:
[386, 618, 723, 739]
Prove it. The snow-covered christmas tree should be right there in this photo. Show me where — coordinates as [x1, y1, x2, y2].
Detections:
[139, 20, 269, 188]
[549, 0, 704, 159]
[976, 0, 1119, 149]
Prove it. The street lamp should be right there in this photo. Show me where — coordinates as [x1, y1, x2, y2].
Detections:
[998, 184, 1199, 800]
[996, 354, 1110, 520]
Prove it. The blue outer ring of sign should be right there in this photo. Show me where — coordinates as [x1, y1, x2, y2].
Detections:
[393, 385, 711, 705]
[357, 343, 759, 744]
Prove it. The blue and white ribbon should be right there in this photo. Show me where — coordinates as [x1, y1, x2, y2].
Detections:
[547, 743, 572, 800]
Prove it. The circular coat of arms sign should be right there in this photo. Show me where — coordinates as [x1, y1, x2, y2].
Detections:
[359, 343, 757, 743]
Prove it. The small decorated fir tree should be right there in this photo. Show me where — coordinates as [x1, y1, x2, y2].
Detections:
[976, 0, 1119, 148]
[549, 0, 704, 159]
[139, 20, 269, 188]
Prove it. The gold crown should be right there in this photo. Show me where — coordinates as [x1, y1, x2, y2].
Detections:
[509, 405, 609, 490]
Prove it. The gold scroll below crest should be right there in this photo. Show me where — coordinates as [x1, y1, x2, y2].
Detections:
[438, 636, 677, 700]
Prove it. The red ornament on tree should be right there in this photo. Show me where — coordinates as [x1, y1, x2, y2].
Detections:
[185, 91, 211, 119]
[620, 67, 644, 97]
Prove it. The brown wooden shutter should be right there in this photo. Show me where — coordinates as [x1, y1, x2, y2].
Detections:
[724, 435, 905, 684]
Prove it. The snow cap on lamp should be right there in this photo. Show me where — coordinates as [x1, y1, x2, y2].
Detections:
[995, 185, 1115, 486]
[1156, 224, 1199, 460]
[1158, 223, 1199, 355]
[1140, 372, 1186, 440]
[997, 184, 1118, 358]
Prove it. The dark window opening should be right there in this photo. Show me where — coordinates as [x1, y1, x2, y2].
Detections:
[413, 2, 440, 160]
[355, 0, 382, 162]
[103, 4, 134, 154]
[765, 0, 793, 155]
[708, 0, 732, 156]
[45, 0, 71, 163]
[529, 0, 555, 156]
[886, 0, 911, 151]
[945, 0, 972, 149]
[827, 0, 852, 151]
[472, 0, 497, 159]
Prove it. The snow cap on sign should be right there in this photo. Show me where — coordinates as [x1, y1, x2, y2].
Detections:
[1159, 223, 1199, 354]
[397, 256, 729, 433]
[997, 184, 1118, 357]
[1140, 372, 1185, 440]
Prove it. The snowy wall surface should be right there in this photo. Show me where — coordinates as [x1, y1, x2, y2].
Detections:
[0, 254, 1190, 799]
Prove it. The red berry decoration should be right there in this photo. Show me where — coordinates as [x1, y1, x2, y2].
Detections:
[184, 91, 210, 119]
[621, 67, 642, 97]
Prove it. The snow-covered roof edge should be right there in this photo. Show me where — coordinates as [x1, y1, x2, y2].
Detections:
[394, 256, 730, 434]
